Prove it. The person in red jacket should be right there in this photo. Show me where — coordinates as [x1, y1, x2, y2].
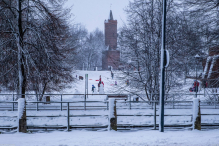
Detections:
[99, 75, 101, 84]
[193, 80, 199, 92]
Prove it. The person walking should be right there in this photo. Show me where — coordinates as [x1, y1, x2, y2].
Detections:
[92, 85, 95, 94]
[98, 82, 100, 92]
[115, 81, 117, 85]
[99, 75, 102, 84]
[111, 71, 114, 79]
[194, 80, 199, 92]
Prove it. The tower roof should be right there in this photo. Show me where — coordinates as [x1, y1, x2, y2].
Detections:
[108, 10, 113, 20]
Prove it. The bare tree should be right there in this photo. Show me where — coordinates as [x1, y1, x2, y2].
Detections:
[118, 0, 204, 101]
[0, 0, 76, 96]
[183, 0, 219, 47]
[76, 28, 105, 70]
[0, 0, 76, 132]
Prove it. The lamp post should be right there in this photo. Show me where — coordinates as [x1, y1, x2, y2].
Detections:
[195, 54, 200, 98]
[159, 0, 167, 132]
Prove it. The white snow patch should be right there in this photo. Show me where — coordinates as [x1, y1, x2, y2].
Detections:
[192, 98, 199, 129]
[1, 130, 219, 146]
[18, 98, 25, 119]
[108, 98, 115, 119]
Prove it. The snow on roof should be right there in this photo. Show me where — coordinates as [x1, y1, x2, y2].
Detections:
[203, 55, 219, 79]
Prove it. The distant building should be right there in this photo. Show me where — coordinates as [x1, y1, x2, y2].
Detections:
[102, 10, 120, 70]
[202, 46, 219, 88]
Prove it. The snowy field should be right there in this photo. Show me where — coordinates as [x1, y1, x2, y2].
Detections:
[1, 70, 219, 146]
[0, 70, 218, 125]
[0, 130, 219, 146]
[69, 70, 145, 95]
[0, 70, 217, 101]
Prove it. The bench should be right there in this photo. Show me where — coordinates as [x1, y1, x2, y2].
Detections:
[107, 95, 128, 100]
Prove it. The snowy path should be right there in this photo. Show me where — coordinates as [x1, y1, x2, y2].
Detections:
[0, 130, 219, 146]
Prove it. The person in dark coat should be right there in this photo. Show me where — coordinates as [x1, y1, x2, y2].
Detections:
[111, 71, 114, 79]
[92, 85, 95, 93]
[99, 75, 101, 84]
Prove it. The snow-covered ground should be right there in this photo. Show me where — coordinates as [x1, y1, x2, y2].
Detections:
[70, 70, 143, 95]
[1, 70, 219, 146]
[0, 70, 217, 101]
[1, 70, 219, 128]
[1, 130, 219, 146]
[0, 70, 136, 101]
[43, 70, 219, 101]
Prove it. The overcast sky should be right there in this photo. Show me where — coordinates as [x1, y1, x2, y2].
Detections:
[64, 0, 131, 33]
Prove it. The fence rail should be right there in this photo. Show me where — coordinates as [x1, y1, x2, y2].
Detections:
[0, 93, 218, 133]
[0, 99, 219, 112]
[0, 99, 219, 133]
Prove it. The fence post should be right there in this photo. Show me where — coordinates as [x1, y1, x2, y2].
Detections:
[67, 102, 70, 131]
[84, 94, 86, 111]
[193, 98, 201, 130]
[151, 93, 153, 109]
[36, 95, 38, 111]
[129, 95, 131, 110]
[214, 95, 216, 109]
[154, 100, 157, 130]
[61, 94, 62, 111]
[108, 98, 117, 131]
[172, 96, 174, 109]
[85, 74, 88, 110]
[12, 94, 14, 111]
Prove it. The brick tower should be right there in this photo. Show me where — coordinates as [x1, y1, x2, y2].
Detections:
[102, 10, 120, 70]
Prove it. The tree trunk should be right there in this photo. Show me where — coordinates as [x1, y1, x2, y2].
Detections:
[39, 81, 48, 101]
[17, 0, 27, 132]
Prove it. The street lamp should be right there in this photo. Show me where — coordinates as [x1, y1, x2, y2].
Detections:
[159, 0, 167, 132]
[195, 54, 200, 98]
